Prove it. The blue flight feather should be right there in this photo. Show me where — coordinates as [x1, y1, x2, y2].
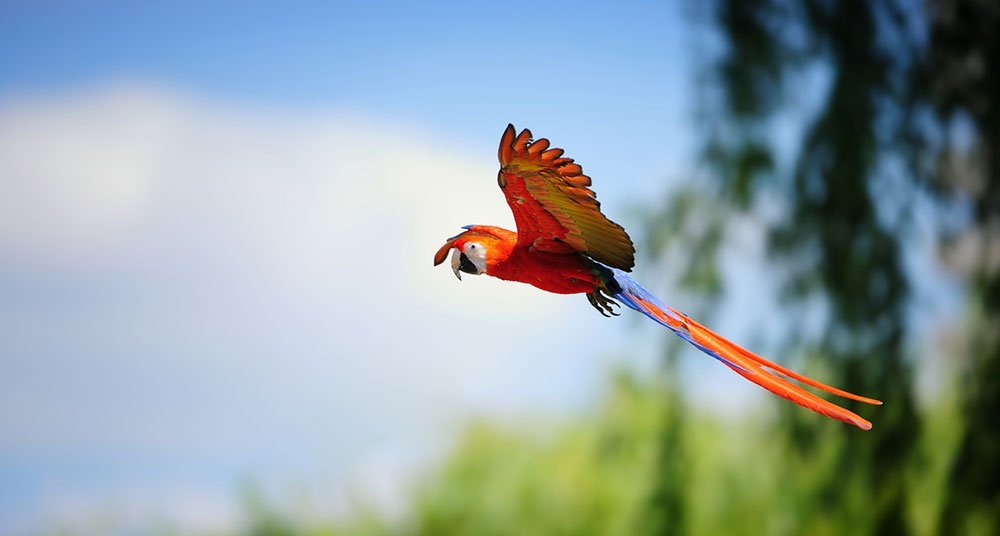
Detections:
[447, 225, 480, 241]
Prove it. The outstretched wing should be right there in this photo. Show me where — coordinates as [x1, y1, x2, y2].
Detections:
[497, 124, 635, 271]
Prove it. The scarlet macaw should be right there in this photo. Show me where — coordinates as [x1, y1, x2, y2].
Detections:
[434, 125, 882, 430]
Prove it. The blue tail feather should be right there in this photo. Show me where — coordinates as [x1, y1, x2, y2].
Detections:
[605, 268, 749, 373]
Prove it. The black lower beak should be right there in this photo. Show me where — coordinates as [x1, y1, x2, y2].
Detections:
[458, 253, 479, 275]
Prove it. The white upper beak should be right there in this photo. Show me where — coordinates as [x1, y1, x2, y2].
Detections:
[450, 248, 463, 280]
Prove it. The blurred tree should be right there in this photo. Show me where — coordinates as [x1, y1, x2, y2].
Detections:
[645, 0, 999, 534]
[918, 1, 1000, 533]
[708, 1, 920, 533]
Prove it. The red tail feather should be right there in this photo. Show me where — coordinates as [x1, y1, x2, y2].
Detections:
[670, 308, 881, 430]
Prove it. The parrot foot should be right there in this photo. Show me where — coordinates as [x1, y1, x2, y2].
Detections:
[587, 289, 621, 317]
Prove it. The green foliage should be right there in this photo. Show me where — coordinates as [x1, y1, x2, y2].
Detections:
[239, 370, 960, 536]
[410, 372, 669, 536]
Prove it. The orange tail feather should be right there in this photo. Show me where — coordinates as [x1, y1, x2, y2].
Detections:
[670, 308, 880, 430]
[607, 270, 881, 430]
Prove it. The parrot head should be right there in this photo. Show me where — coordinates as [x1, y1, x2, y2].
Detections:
[433, 225, 515, 280]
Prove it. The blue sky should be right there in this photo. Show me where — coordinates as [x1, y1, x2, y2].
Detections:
[1, 1, 692, 180]
[0, 1, 959, 533]
[0, 1, 727, 532]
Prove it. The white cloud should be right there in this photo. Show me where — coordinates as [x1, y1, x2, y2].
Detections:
[0, 86, 182, 263]
[0, 83, 630, 533]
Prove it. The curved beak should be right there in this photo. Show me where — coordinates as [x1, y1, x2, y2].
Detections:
[434, 230, 480, 280]
[450, 249, 481, 280]
[451, 249, 463, 280]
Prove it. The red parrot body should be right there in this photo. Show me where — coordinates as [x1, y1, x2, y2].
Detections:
[434, 125, 882, 430]
[453, 225, 600, 294]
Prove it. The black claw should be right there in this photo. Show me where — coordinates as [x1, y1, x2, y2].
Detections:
[587, 289, 621, 317]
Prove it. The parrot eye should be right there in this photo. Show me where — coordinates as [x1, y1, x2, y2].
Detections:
[461, 242, 487, 268]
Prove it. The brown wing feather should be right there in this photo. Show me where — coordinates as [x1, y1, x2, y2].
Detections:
[496, 124, 635, 271]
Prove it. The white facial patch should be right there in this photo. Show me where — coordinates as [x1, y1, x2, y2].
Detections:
[462, 242, 488, 273]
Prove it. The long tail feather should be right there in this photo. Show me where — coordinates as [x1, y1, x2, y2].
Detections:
[608, 270, 882, 430]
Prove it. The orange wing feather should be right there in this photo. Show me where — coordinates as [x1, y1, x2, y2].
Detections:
[497, 124, 636, 271]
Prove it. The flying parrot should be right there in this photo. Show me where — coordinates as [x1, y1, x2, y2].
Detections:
[434, 125, 882, 430]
